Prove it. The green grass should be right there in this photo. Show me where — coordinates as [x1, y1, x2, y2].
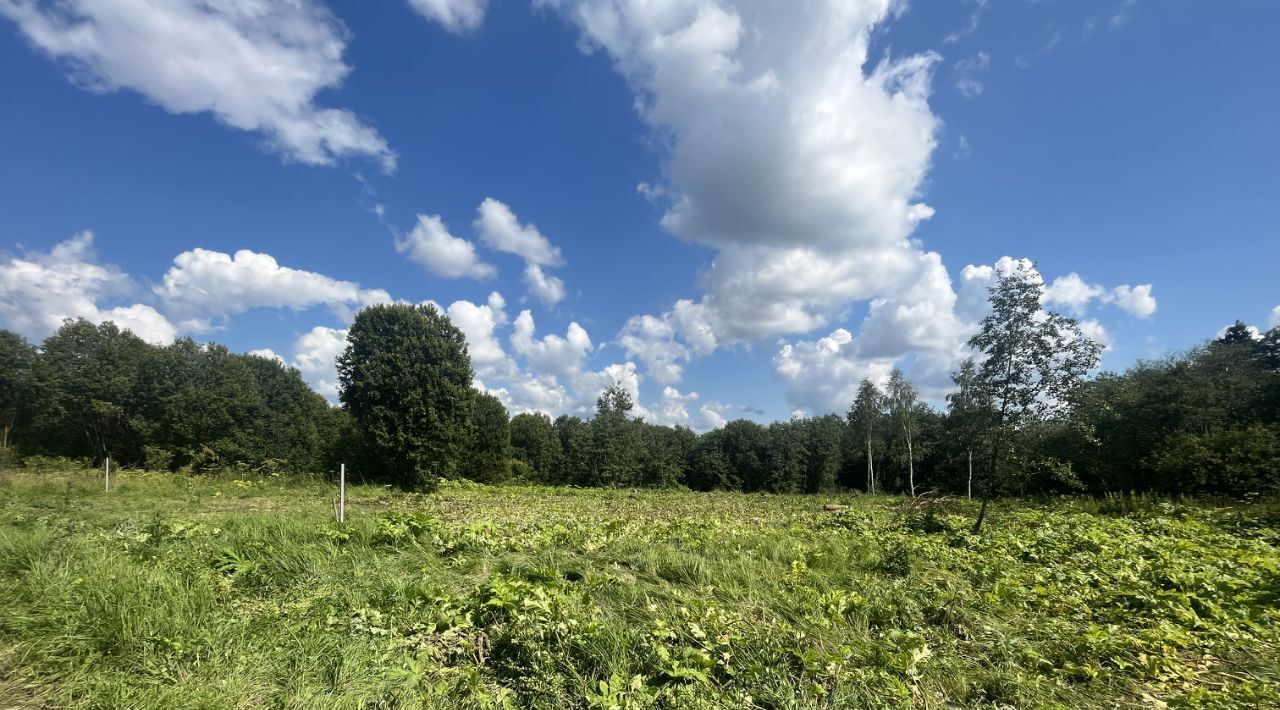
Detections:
[0, 469, 1277, 708]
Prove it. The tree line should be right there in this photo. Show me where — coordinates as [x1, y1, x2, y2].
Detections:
[2, 261, 1277, 501]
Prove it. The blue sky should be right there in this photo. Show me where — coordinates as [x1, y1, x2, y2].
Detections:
[1, 0, 1277, 429]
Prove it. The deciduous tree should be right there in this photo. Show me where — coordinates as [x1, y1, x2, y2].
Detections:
[968, 261, 1101, 532]
[338, 304, 474, 489]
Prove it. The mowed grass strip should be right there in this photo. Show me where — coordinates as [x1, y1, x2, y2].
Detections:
[0, 469, 1277, 709]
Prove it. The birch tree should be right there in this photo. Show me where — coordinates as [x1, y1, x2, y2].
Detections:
[968, 261, 1102, 533]
[886, 368, 923, 497]
[847, 379, 883, 494]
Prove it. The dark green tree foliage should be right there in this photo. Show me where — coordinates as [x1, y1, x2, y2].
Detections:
[6, 308, 1278, 499]
[1217, 320, 1257, 347]
[338, 304, 475, 489]
[689, 420, 770, 491]
[945, 357, 995, 497]
[36, 319, 152, 463]
[637, 422, 694, 488]
[136, 339, 263, 469]
[468, 392, 511, 483]
[554, 415, 592, 486]
[590, 385, 642, 486]
[766, 420, 806, 493]
[510, 412, 562, 483]
[7, 321, 340, 472]
[801, 414, 844, 493]
[1059, 327, 1280, 496]
[241, 354, 344, 474]
[967, 262, 1102, 531]
[1151, 424, 1280, 495]
[0, 330, 37, 450]
[686, 434, 733, 492]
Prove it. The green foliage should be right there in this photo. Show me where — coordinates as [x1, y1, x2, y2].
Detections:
[1, 323, 339, 475]
[965, 261, 1103, 531]
[470, 392, 512, 484]
[1152, 425, 1280, 495]
[589, 384, 642, 487]
[847, 378, 885, 493]
[1, 471, 1276, 708]
[338, 303, 475, 489]
[510, 412, 562, 483]
[35, 319, 153, 462]
[554, 415, 593, 486]
[0, 329, 38, 451]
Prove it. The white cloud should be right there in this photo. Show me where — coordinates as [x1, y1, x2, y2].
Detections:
[1044, 273, 1105, 314]
[101, 303, 179, 345]
[1040, 273, 1157, 319]
[944, 0, 989, 44]
[474, 198, 564, 267]
[446, 292, 519, 381]
[481, 374, 571, 416]
[538, 0, 950, 385]
[396, 214, 497, 280]
[953, 51, 990, 98]
[771, 256, 1143, 414]
[1079, 318, 1112, 350]
[510, 310, 592, 378]
[0, 231, 176, 344]
[248, 348, 286, 365]
[406, 0, 487, 33]
[0, 0, 394, 170]
[1270, 306, 1280, 330]
[773, 328, 895, 415]
[473, 198, 568, 304]
[156, 247, 392, 324]
[1107, 284, 1157, 319]
[618, 314, 687, 386]
[292, 325, 348, 399]
[523, 264, 566, 306]
[652, 386, 699, 427]
[698, 401, 733, 431]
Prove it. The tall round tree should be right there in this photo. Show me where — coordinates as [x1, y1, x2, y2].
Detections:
[337, 304, 474, 489]
[469, 392, 511, 483]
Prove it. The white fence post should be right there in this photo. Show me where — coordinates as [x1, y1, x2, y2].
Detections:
[104, 456, 110, 493]
[339, 463, 346, 524]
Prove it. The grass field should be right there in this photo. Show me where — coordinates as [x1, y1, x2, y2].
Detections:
[1, 469, 1277, 709]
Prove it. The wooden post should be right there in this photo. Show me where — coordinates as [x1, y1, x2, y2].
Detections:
[339, 463, 346, 524]
[104, 456, 110, 493]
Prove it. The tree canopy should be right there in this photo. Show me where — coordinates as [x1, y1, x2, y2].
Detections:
[338, 303, 475, 489]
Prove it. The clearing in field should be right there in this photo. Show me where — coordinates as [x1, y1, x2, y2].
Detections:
[1, 470, 1277, 708]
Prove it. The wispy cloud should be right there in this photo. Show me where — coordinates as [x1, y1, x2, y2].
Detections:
[954, 52, 991, 98]
[1015, 25, 1063, 69]
[944, 0, 989, 45]
[1109, 0, 1138, 30]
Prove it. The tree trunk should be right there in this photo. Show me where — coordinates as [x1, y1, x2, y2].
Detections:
[967, 449, 973, 499]
[866, 436, 875, 494]
[906, 434, 915, 498]
[972, 430, 1005, 534]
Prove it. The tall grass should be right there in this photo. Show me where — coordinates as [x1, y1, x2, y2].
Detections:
[0, 469, 1276, 708]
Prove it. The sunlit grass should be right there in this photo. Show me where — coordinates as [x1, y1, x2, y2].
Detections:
[1, 468, 1277, 708]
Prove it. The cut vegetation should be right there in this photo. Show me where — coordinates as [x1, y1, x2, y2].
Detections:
[1, 470, 1276, 708]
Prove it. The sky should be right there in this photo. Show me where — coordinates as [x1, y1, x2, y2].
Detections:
[1, 0, 1277, 430]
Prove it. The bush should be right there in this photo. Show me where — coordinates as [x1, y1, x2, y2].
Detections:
[21, 454, 94, 472]
[0, 447, 21, 470]
[1151, 424, 1280, 496]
